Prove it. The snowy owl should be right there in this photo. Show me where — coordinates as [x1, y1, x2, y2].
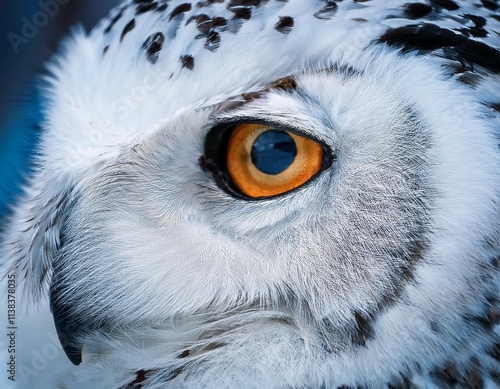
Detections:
[1, 0, 499, 388]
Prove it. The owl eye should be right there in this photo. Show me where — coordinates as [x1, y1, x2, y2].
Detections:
[202, 122, 334, 199]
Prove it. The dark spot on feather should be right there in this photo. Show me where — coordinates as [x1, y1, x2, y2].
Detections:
[487, 102, 500, 113]
[135, 2, 157, 14]
[463, 358, 484, 389]
[352, 17, 367, 22]
[352, 311, 374, 347]
[169, 3, 192, 21]
[197, 0, 224, 6]
[180, 54, 194, 70]
[104, 9, 124, 34]
[228, 0, 261, 6]
[464, 303, 500, 330]
[230, 6, 252, 19]
[275, 16, 294, 34]
[432, 362, 460, 385]
[157, 3, 168, 11]
[488, 343, 500, 361]
[189, 15, 227, 33]
[387, 374, 412, 389]
[481, 0, 499, 10]
[166, 366, 184, 382]
[209, 16, 228, 28]
[241, 91, 264, 102]
[127, 369, 150, 387]
[178, 350, 190, 358]
[204, 30, 221, 51]
[187, 13, 210, 27]
[314, 1, 338, 20]
[120, 19, 136, 42]
[457, 14, 488, 38]
[457, 72, 483, 86]
[429, 0, 460, 10]
[404, 3, 433, 19]
[268, 75, 297, 91]
[464, 14, 487, 28]
[378, 23, 500, 74]
[103, 45, 109, 55]
[142, 32, 165, 64]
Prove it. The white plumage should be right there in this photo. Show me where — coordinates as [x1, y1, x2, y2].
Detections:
[1, 0, 499, 388]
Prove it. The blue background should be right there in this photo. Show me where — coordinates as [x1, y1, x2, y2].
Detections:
[0, 1, 119, 221]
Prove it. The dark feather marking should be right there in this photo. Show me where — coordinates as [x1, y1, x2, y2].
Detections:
[123, 369, 150, 388]
[441, 61, 483, 87]
[487, 102, 500, 113]
[429, 321, 439, 333]
[180, 54, 195, 70]
[457, 72, 483, 87]
[314, 1, 338, 20]
[457, 14, 488, 38]
[198, 0, 224, 6]
[429, 0, 460, 11]
[464, 304, 500, 330]
[188, 14, 227, 51]
[228, 0, 261, 6]
[488, 343, 500, 361]
[166, 366, 185, 382]
[186, 13, 211, 27]
[378, 23, 500, 74]
[203, 30, 221, 51]
[178, 350, 190, 358]
[105, 9, 125, 34]
[230, 6, 252, 19]
[352, 311, 374, 346]
[387, 374, 413, 389]
[169, 3, 192, 21]
[268, 75, 297, 91]
[275, 16, 294, 34]
[120, 19, 136, 42]
[432, 362, 460, 385]
[207, 16, 227, 29]
[142, 32, 165, 64]
[189, 14, 228, 33]
[463, 358, 484, 389]
[103, 45, 109, 55]
[135, 2, 158, 14]
[157, 3, 168, 11]
[463, 14, 487, 28]
[403, 3, 433, 19]
[221, 75, 297, 111]
[481, 0, 499, 11]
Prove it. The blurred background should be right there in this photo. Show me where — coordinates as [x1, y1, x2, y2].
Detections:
[0, 1, 119, 222]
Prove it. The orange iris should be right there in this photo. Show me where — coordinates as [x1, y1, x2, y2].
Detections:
[226, 123, 324, 198]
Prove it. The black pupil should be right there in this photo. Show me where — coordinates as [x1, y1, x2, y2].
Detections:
[251, 130, 297, 175]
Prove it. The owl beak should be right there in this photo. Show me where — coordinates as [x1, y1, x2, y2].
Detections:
[50, 288, 83, 365]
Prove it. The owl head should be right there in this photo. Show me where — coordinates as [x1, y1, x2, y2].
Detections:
[2, 0, 499, 387]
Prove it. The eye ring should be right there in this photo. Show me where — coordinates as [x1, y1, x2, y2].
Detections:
[202, 120, 334, 200]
